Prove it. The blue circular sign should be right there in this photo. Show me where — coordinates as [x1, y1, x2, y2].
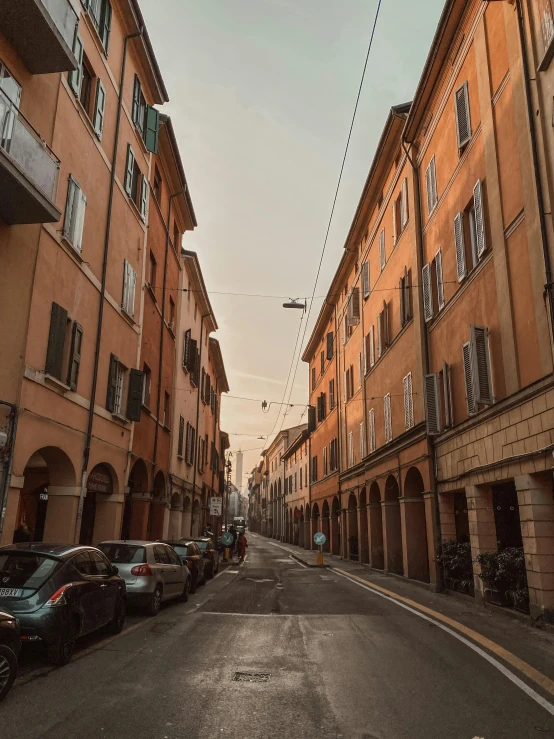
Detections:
[222, 532, 234, 546]
[313, 532, 327, 546]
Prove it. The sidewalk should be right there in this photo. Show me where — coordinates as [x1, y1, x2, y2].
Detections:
[254, 533, 554, 685]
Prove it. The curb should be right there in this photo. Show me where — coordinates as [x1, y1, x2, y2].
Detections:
[289, 553, 330, 568]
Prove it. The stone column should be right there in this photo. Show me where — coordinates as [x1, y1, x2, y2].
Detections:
[341, 509, 348, 559]
[0, 475, 23, 545]
[423, 492, 438, 586]
[466, 484, 496, 602]
[43, 486, 81, 543]
[368, 503, 384, 569]
[382, 500, 403, 574]
[358, 506, 370, 564]
[93, 495, 125, 543]
[515, 474, 554, 622]
[400, 496, 430, 583]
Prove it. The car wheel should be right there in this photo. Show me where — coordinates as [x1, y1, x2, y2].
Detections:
[48, 619, 78, 667]
[147, 585, 162, 617]
[0, 645, 18, 703]
[108, 598, 126, 635]
[181, 578, 191, 602]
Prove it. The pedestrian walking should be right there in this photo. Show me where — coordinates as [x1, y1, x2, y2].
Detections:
[238, 531, 248, 561]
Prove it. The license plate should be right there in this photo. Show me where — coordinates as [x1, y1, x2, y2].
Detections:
[0, 588, 21, 597]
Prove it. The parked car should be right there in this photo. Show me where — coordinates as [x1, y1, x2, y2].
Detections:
[160, 541, 205, 593]
[0, 544, 126, 666]
[0, 609, 20, 702]
[192, 537, 219, 579]
[98, 541, 191, 616]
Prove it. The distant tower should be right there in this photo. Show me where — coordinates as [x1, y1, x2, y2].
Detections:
[235, 450, 243, 491]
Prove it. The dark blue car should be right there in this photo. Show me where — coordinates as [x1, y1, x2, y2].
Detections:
[0, 544, 126, 666]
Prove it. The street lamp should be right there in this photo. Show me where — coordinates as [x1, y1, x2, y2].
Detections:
[282, 299, 306, 312]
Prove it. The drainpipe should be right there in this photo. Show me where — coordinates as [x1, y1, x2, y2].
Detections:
[210, 376, 219, 494]
[333, 302, 343, 557]
[514, 0, 554, 349]
[190, 312, 211, 534]
[75, 28, 143, 544]
[0, 401, 18, 542]
[401, 132, 444, 589]
[152, 190, 182, 475]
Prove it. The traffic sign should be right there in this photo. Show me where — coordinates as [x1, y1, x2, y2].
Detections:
[221, 531, 234, 547]
[209, 497, 222, 516]
[313, 532, 326, 547]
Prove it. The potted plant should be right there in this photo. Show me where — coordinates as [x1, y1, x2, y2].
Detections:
[436, 540, 474, 594]
[476, 547, 529, 612]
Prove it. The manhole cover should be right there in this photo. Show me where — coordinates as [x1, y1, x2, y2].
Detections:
[233, 672, 270, 683]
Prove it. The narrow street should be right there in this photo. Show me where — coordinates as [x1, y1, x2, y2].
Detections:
[3, 536, 554, 739]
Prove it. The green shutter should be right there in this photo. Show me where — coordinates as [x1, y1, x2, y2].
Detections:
[69, 34, 84, 95]
[132, 75, 140, 125]
[106, 354, 119, 412]
[125, 145, 135, 196]
[145, 106, 160, 154]
[93, 79, 106, 139]
[67, 321, 83, 390]
[45, 303, 68, 380]
[101, 0, 112, 52]
[126, 368, 144, 421]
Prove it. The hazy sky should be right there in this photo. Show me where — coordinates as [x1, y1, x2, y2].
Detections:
[140, 0, 445, 485]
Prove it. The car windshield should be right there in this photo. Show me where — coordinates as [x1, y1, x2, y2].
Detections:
[98, 544, 146, 564]
[0, 552, 60, 591]
[195, 541, 209, 551]
[171, 545, 190, 557]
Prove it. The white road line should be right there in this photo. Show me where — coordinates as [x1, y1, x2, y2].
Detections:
[333, 570, 554, 717]
[290, 555, 309, 569]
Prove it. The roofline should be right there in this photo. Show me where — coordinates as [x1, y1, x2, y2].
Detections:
[404, 0, 467, 143]
[209, 337, 230, 393]
[283, 429, 309, 459]
[159, 115, 197, 228]
[302, 104, 410, 361]
[129, 0, 169, 104]
[181, 250, 218, 332]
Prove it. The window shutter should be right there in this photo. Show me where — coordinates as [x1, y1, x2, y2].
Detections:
[125, 145, 135, 196]
[383, 300, 389, 348]
[69, 33, 84, 95]
[348, 431, 353, 467]
[45, 302, 68, 380]
[326, 331, 334, 360]
[352, 287, 360, 322]
[403, 372, 414, 430]
[363, 335, 367, 375]
[443, 360, 453, 428]
[455, 81, 471, 150]
[358, 353, 362, 389]
[343, 370, 347, 403]
[67, 321, 83, 390]
[122, 260, 136, 317]
[401, 178, 409, 228]
[63, 176, 78, 240]
[399, 275, 405, 328]
[126, 368, 144, 421]
[106, 353, 119, 412]
[369, 408, 375, 453]
[145, 106, 160, 154]
[187, 338, 197, 375]
[140, 175, 149, 220]
[369, 325, 375, 367]
[362, 261, 370, 299]
[185, 423, 192, 463]
[360, 422, 365, 460]
[384, 394, 392, 443]
[404, 267, 411, 322]
[183, 329, 191, 369]
[132, 75, 141, 125]
[473, 179, 486, 259]
[392, 199, 398, 246]
[342, 314, 347, 344]
[93, 79, 106, 139]
[471, 324, 493, 405]
[454, 212, 467, 282]
[73, 189, 87, 252]
[377, 311, 383, 358]
[101, 0, 112, 51]
[424, 373, 441, 435]
[435, 249, 445, 310]
[379, 230, 386, 271]
[308, 405, 316, 433]
[426, 157, 437, 214]
[317, 395, 322, 423]
[422, 263, 433, 322]
[462, 341, 477, 415]
[178, 416, 185, 457]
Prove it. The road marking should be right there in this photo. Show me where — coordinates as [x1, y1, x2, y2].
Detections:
[290, 556, 309, 569]
[334, 568, 554, 716]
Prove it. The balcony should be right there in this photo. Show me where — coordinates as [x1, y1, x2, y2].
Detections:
[0, 89, 62, 225]
[0, 0, 79, 74]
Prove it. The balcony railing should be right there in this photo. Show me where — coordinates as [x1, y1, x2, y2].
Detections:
[0, 0, 79, 74]
[0, 88, 62, 225]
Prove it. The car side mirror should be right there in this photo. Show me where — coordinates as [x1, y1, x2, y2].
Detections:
[111, 565, 119, 576]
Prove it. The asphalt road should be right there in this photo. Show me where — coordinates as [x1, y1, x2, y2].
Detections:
[3, 536, 554, 738]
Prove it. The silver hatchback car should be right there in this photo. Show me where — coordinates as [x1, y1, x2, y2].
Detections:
[98, 541, 191, 616]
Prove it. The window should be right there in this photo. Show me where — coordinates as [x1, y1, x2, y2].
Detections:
[379, 230, 386, 272]
[454, 180, 487, 282]
[538, 0, 554, 51]
[329, 378, 335, 410]
[312, 367, 316, 390]
[148, 251, 157, 289]
[323, 447, 328, 476]
[153, 166, 162, 203]
[368, 408, 375, 453]
[424, 373, 441, 436]
[300, 467, 303, 489]
[360, 422, 365, 460]
[462, 324, 494, 415]
[142, 363, 151, 408]
[122, 259, 137, 318]
[326, 331, 334, 360]
[173, 222, 180, 251]
[362, 261, 370, 299]
[400, 178, 409, 230]
[377, 302, 389, 358]
[185, 422, 196, 465]
[320, 350, 325, 375]
[124, 145, 148, 219]
[347, 287, 360, 327]
[69, 33, 84, 96]
[425, 156, 438, 215]
[311, 456, 318, 483]
[348, 431, 354, 468]
[384, 393, 392, 443]
[163, 391, 170, 428]
[63, 176, 87, 252]
[131, 74, 160, 153]
[87, 0, 112, 52]
[67, 321, 83, 391]
[106, 354, 125, 415]
[329, 438, 338, 471]
[358, 353, 362, 389]
[295, 472, 298, 491]
[317, 393, 327, 423]
[434, 250, 444, 312]
[454, 82, 471, 151]
[366, 326, 375, 369]
[79, 54, 93, 112]
[422, 263, 434, 323]
[168, 297, 175, 332]
[403, 372, 414, 430]
[399, 267, 412, 327]
[344, 366, 355, 402]
[45, 302, 83, 391]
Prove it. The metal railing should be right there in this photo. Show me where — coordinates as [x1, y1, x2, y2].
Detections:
[0, 87, 60, 201]
[41, 0, 79, 51]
